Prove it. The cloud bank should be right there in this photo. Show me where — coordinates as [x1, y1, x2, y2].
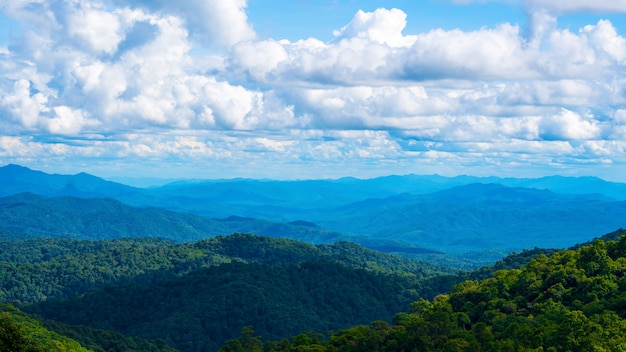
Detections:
[0, 0, 625, 180]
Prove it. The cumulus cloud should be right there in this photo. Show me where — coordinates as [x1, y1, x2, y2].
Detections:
[111, 0, 256, 48]
[0, 79, 50, 130]
[539, 109, 602, 140]
[46, 106, 99, 135]
[333, 8, 416, 47]
[0, 0, 288, 137]
[66, 3, 124, 55]
[1, 1, 626, 179]
[229, 8, 626, 84]
[398, 23, 529, 80]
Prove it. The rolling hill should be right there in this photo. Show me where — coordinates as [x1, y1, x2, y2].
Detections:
[313, 183, 626, 252]
[0, 192, 372, 246]
[3, 164, 626, 352]
[244, 231, 626, 351]
[2, 164, 626, 256]
[0, 234, 449, 352]
[6, 231, 625, 352]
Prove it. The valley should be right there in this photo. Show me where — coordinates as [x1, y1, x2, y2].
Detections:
[1, 164, 625, 351]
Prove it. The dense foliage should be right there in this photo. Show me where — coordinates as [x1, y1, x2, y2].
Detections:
[5, 225, 626, 352]
[0, 306, 176, 352]
[0, 237, 230, 303]
[0, 192, 239, 241]
[0, 304, 90, 352]
[225, 232, 626, 351]
[0, 233, 447, 352]
[39, 320, 178, 352]
[0, 234, 445, 304]
[31, 261, 422, 352]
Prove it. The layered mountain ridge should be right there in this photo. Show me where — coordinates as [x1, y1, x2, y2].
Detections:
[2, 164, 625, 255]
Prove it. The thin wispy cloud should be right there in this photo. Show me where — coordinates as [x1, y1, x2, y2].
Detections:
[0, 0, 625, 180]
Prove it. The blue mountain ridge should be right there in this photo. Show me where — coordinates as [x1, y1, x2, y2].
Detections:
[1, 164, 625, 256]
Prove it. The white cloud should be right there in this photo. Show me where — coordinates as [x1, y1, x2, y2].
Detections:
[398, 23, 531, 80]
[47, 106, 99, 135]
[228, 9, 626, 86]
[540, 108, 602, 140]
[0, 79, 50, 130]
[615, 109, 626, 123]
[66, 3, 123, 55]
[583, 20, 626, 63]
[1, 2, 626, 180]
[525, 9, 557, 49]
[112, 0, 256, 47]
[0, 0, 290, 136]
[526, 0, 626, 14]
[0, 136, 34, 157]
[497, 80, 598, 106]
[254, 137, 297, 152]
[229, 39, 289, 81]
[333, 8, 416, 47]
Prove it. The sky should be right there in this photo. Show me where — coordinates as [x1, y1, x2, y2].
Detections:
[1, 1, 626, 181]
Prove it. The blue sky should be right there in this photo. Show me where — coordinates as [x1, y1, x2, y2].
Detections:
[1, 0, 626, 181]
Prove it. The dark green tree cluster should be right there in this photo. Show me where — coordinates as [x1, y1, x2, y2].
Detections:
[0, 233, 451, 352]
[194, 233, 449, 277]
[223, 233, 626, 351]
[0, 234, 443, 304]
[30, 260, 422, 352]
[0, 237, 231, 303]
[40, 320, 178, 352]
[415, 246, 559, 300]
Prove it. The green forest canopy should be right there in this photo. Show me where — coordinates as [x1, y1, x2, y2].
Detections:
[223, 232, 626, 351]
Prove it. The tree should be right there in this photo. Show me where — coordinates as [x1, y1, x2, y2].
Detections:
[220, 326, 263, 352]
[0, 312, 45, 352]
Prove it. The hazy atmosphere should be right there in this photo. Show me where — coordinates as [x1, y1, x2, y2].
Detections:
[1, 0, 626, 180]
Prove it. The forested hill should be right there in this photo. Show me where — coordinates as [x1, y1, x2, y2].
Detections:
[0, 304, 91, 352]
[0, 192, 372, 246]
[32, 261, 422, 352]
[0, 233, 449, 304]
[226, 232, 626, 351]
[4, 231, 626, 351]
[4, 234, 448, 352]
[0, 303, 176, 352]
[0, 192, 223, 241]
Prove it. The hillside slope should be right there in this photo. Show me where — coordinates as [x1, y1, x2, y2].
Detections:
[32, 261, 420, 352]
[317, 183, 626, 252]
[239, 231, 626, 351]
[0, 304, 91, 352]
[0, 234, 448, 304]
[0, 193, 372, 246]
[8, 234, 448, 352]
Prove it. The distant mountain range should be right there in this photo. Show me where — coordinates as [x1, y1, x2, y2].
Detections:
[5, 163, 626, 352]
[0, 192, 378, 247]
[1, 164, 625, 256]
[0, 164, 142, 199]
